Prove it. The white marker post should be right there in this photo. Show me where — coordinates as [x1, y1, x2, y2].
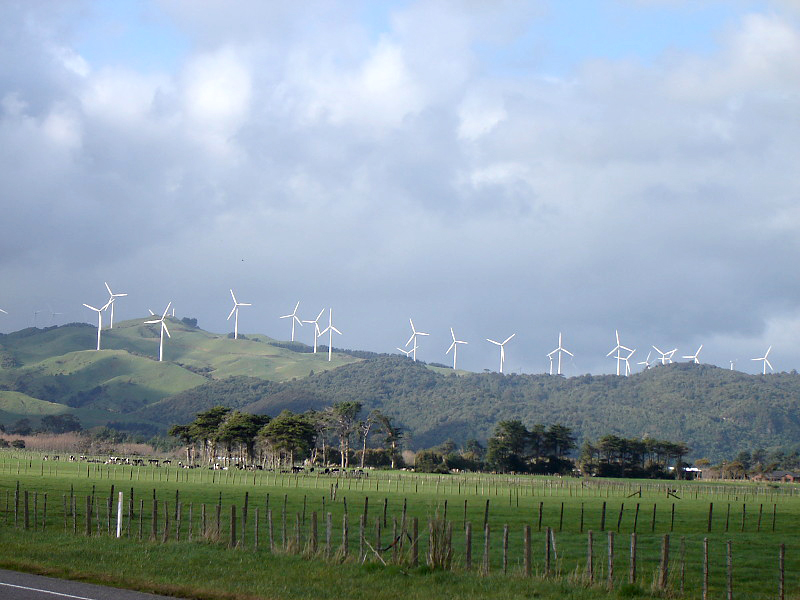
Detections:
[116, 491, 123, 538]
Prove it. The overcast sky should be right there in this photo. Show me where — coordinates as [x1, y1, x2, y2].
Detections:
[2, 0, 800, 376]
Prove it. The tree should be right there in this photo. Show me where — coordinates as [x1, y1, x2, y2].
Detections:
[215, 411, 270, 466]
[486, 420, 530, 473]
[260, 410, 316, 467]
[9, 418, 32, 436]
[39, 414, 82, 434]
[358, 411, 380, 469]
[326, 401, 362, 469]
[168, 424, 195, 464]
[374, 411, 403, 469]
[188, 406, 231, 465]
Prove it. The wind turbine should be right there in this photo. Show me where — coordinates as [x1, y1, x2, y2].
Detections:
[396, 347, 413, 358]
[280, 301, 303, 342]
[682, 345, 703, 364]
[652, 346, 677, 366]
[637, 351, 654, 370]
[607, 330, 634, 376]
[302, 309, 325, 353]
[446, 328, 468, 370]
[318, 308, 341, 362]
[486, 333, 515, 373]
[144, 302, 172, 362]
[547, 332, 573, 376]
[103, 282, 127, 329]
[622, 347, 636, 376]
[83, 300, 111, 350]
[729, 359, 738, 371]
[0, 308, 7, 315]
[227, 289, 252, 340]
[405, 319, 429, 362]
[752, 346, 773, 375]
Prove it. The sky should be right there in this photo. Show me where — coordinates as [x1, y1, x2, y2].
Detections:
[2, 0, 800, 376]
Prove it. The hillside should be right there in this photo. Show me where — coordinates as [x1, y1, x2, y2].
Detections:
[141, 357, 800, 461]
[0, 321, 360, 430]
[2, 323, 800, 461]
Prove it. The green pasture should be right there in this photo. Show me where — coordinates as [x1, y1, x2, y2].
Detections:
[0, 454, 799, 600]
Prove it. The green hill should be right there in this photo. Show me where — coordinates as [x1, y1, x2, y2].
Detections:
[0, 321, 360, 430]
[139, 357, 800, 462]
[2, 323, 800, 462]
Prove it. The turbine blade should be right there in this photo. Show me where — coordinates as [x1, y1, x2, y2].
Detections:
[105, 282, 113, 295]
[227, 306, 237, 320]
[230, 289, 237, 303]
[162, 302, 172, 318]
[83, 303, 99, 312]
[162, 322, 171, 338]
[503, 333, 516, 344]
[144, 319, 160, 324]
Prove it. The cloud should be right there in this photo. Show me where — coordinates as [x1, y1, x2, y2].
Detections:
[1, 1, 799, 376]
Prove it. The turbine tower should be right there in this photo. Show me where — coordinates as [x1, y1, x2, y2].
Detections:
[486, 333, 515, 373]
[405, 319, 429, 362]
[682, 345, 703, 364]
[318, 308, 341, 362]
[280, 301, 303, 342]
[144, 302, 172, 362]
[83, 300, 111, 350]
[729, 359, 737, 371]
[227, 289, 252, 340]
[302, 309, 325, 353]
[547, 332, 573, 376]
[752, 346, 773, 375]
[446, 327, 468, 370]
[103, 282, 127, 329]
[652, 346, 677, 366]
[607, 330, 634, 376]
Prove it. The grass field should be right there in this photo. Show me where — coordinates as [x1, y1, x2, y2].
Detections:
[1, 452, 798, 600]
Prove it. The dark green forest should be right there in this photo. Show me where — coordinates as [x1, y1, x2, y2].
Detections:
[140, 356, 800, 462]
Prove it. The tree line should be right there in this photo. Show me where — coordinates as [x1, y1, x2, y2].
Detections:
[168, 402, 403, 470]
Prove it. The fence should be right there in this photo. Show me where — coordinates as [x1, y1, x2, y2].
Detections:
[2, 482, 796, 599]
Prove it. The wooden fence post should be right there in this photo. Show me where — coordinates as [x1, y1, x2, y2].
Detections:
[482, 524, 490, 575]
[268, 509, 274, 551]
[703, 537, 709, 600]
[708, 502, 713, 532]
[727, 540, 733, 600]
[229, 505, 236, 548]
[600, 501, 606, 531]
[607, 531, 614, 589]
[523, 524, 531, 577]
[629, 532, 637, 584]
[310, 511, 318, 555]
[326, 512, 332, 559]
[659, 534, 670, 590]
[342, 513, 350, 559]
[779, 543, 785, 600]
[587, 530, 594, 584]
[502, 524, 509, 574]
[411, 517, 418, 567]
[465, 521, 472, 570]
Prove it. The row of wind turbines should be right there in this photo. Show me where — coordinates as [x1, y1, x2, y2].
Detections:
[3, 284, 777, 375]
[79, 284, 342, 363]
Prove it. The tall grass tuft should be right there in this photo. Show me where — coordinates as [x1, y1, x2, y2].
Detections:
[427, 512, 453, 570]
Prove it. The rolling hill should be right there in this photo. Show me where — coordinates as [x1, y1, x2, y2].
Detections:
[2, 322, 800, 461]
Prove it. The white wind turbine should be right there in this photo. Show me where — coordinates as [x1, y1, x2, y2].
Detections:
[607, 330, 634, 376]
[318, 308, 341, 362]
[83, 300, 111, 350]
[227, 289, 252, 340]
[0, 308, 7, 315]
[682, 344, 703, 364]
[486, 333, 515, 374]
[547, 332, 573, 376]
[752, 346, 773, 375]
[637, 351, 654, 370]
[280, 301, 303, 342]
[103, 282, 127, 329]
[729, 359, 738, 371]
[446, 327, 468, 370]
[405, 319, 429, 362]
[396, 347, 413, 358]
[144, 302, 172, 362]
[302, 309, 325, 353]
[652, 346, 677, 366]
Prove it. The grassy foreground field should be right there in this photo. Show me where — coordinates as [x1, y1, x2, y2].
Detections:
[1, 453, 799, 600]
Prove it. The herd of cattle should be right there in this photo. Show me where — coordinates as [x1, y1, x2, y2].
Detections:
[40, 454, 369, 476]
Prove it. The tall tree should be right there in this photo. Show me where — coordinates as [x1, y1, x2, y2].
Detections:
[260, 410, 316, 467]
[188, 406, 231, 465]
[326, 401, 362, 468]
[373, 410, 403, 469]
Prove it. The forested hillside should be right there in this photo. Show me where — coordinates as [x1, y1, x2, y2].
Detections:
[142, 356, 800, 461]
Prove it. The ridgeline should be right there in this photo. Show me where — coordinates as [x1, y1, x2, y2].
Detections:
[1, 321, 799, 461]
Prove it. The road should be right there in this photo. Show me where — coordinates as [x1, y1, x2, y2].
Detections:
[0, 569, 192, 600]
